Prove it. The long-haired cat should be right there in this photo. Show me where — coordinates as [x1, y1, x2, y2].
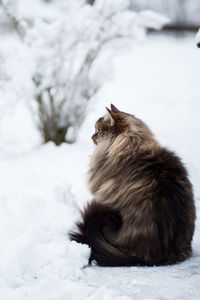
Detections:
[69, 104, 195, 266]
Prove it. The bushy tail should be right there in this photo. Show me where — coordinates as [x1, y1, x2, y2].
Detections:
[69, 202, 146, 266]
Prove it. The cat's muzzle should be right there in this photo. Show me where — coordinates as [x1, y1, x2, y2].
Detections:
[91, 134, 98, 145]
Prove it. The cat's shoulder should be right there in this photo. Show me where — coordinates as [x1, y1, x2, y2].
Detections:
[149, 146, 188, 180]
[133, 146, 188, 181]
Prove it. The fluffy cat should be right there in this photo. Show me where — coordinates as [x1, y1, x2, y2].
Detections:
[69, 104, 195, 266]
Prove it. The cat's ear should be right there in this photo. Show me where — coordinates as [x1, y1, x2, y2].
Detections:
[110, 104, 120, 113]
[106, 107, 128, 132]
[106, 107, 117, 125]
[106, 107, 123, 126]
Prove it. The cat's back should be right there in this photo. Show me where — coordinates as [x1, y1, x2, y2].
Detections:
[128, 146, 195, 224]
[116, 146, 195, 264]
[131, 146, 191, 188]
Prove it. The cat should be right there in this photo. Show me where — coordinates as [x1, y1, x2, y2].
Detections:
[69, 104, 196, 266]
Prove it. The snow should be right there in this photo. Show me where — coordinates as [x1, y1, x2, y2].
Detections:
[135, 10, 169, 30]
[196, 28, 200, 46]
[0, 34, 33, 119]
[0, 33, 200, 299]
[130, 0, 200, 27]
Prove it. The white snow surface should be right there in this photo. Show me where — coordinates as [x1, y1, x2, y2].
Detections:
[196, 28, 200, 44]
[0, 34, 200, 300]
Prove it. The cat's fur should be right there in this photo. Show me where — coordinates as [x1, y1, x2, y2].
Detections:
[69, 104, 195, 266]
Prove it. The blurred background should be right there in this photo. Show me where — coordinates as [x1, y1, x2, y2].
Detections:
[130, 0, 200, 30]
[0, 1, 200, 299]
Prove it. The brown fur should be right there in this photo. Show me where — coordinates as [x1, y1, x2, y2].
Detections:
[69, 104, 196, 266]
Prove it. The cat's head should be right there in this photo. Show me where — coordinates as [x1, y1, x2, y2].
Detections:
[91, 104, 155, 147]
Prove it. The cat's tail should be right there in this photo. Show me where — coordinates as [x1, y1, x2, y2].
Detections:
[69, 201, 146, 266]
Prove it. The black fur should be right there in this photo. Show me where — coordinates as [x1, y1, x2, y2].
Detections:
[69, 202, 151, 266]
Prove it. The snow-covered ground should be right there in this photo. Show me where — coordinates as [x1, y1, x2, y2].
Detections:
[0, 33, 200, 300]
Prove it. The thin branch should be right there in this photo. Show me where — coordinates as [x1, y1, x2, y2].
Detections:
[0, 0, 26, 39]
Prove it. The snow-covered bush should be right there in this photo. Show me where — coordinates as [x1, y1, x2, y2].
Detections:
[0, 0, 27, 38]
[27, 0, 168, 145]
[0, 0, 168, 145]
[0, 35, 32, 121]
